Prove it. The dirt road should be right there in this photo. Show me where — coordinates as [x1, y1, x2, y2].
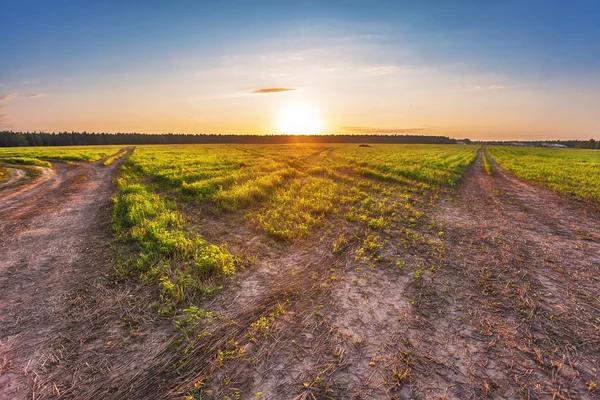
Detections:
[0, 148, 170, 399]
[410, 150, 600, 398]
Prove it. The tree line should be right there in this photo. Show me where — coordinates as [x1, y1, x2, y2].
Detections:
[0, 131, 459, 147]
[481, 139, 599, 149]
[575, 139, 600, 149]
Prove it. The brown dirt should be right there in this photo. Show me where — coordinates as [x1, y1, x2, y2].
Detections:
[0, 148, 173, 400]
[0, 167, 27, 189]
[415, 150, 600, 399]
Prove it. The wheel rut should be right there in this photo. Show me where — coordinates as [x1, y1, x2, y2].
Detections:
[0, 147, 172, 400]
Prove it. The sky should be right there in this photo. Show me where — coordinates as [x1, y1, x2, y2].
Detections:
[1, 0, 599, 140]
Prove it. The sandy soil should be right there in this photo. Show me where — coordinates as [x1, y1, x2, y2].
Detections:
[0, 167, 27, 189]
[0, 148, 173, 400]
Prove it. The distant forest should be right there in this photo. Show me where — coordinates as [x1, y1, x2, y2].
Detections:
[0, 131, 459, 147]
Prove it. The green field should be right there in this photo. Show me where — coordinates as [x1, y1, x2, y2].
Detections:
[488, 146, 600, 202]
[0, 166, 10, 183]
[0, 145, 124, 162]
[113, 144, 478, 312]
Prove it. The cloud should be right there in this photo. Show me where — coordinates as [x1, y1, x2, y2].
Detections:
[364, 65, 398, 76]
[0, 92, 48, 101]
[24, 93, 47, 98]
[0, 92, 18, 101]
[467, 84, 505, 91]
[341, 126, 427, 134]
[251, 88, 296, 94]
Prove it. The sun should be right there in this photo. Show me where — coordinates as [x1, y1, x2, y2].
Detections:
[276, 102, 323, 135]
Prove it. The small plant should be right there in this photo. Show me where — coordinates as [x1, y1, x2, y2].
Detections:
[332, 234, 348, 253]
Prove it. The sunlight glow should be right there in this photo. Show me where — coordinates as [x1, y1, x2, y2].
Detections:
[276, 102, 323, 135]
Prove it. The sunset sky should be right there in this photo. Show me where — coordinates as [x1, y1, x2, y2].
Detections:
[1, 1, 599, 140]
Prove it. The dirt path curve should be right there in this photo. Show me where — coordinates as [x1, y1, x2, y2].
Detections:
[0, 167, 26, 189]
[0, 147, 169, 399]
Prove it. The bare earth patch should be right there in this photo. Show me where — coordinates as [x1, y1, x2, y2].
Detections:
[0, 148, 174, 400]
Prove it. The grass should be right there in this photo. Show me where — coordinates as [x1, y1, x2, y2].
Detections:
[0, 167, 10, 183]
[482, 153, 493, 175]
[0, 145, 123, 162]
[336, 144, 479, 186]
[108, 144, 479, 315]
[1, 156, 52, 168]
[488, 146, 600, 202]
[103, 147, 131, 166]
[112, 163, 237, 314]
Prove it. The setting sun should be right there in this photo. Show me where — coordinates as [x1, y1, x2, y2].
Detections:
[276, 102, 323, 135]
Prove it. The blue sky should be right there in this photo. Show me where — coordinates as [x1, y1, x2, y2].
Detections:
[1, 0, 599, 139]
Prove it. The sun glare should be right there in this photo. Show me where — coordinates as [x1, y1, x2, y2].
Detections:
[276, 102, 323, 135]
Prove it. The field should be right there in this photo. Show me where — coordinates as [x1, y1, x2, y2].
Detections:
[113, 144, 477, 312]
[0, 145, 125, 162]
[488, 146, 600, 203]
[1, 144, 600, 400]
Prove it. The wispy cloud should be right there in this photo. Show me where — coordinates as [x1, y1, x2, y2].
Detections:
[0, 92, 18, 101]
[467, 84, 505, 91]
[24, 93, 47, 98]
[341, 126, 426, 134]
[0, 92, 48, 101]
[364, 65, 398, 76]
[251, 87, 296, 94]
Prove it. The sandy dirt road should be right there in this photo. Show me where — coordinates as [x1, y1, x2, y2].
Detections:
[404, 150, 600, 399]
[0, 148, 171, 399]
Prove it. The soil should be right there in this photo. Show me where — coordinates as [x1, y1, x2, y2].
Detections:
[0, 148, 173, 400]
[0, 167, 26, 189]
[1, 147, 599, 399]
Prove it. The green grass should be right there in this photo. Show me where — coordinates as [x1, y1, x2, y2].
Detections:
[0, 145, 123, 162]
[1, 157, 52, 168]
[113, 164, 237, 314]
[488, 146, 600, 202]
[482, 153, 493, 175]
[109, 144, 479, 313]
[0, 167, 10, 183]
[103, 148, 129, 166]
[336, 144, 479, 186]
